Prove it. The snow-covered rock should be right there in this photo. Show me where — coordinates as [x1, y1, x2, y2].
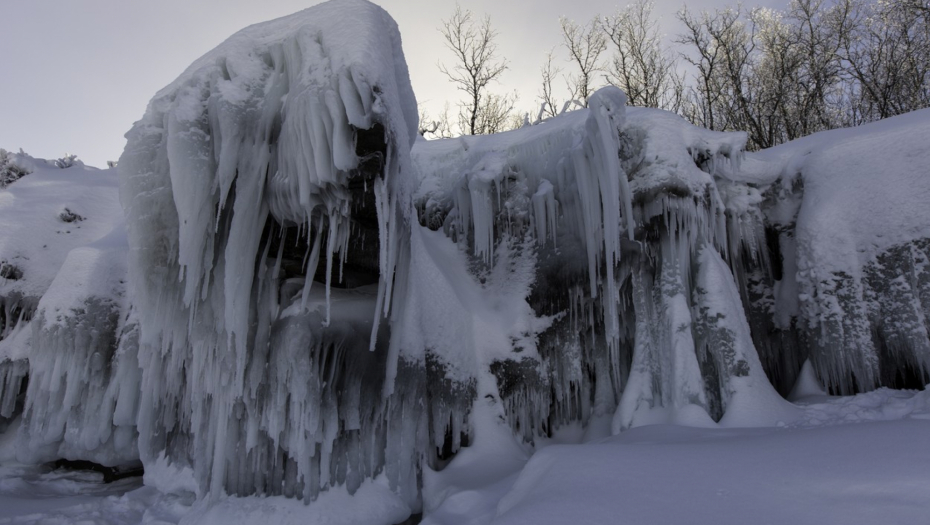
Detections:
[117, 0, 428, 508]
[0, 154, 130, 465]
[0, 0, 927, 520]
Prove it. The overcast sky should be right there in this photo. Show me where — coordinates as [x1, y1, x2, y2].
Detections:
[0, 0, 785, 167]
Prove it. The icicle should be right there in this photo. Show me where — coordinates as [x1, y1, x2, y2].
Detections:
[531, 179, 557, 244]
[300, 221, 323, 313]
[323, 212, 338, 327]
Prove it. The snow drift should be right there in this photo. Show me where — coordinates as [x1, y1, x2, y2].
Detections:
[0, 0, 928, 519]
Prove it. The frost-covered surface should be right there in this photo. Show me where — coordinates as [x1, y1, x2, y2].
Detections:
[1, 0, 930, 522]
[2, 388, 929, 524]
[0, 150, 31, 189]
[0, 154, 129, 466]
[746, 109, 930, 393]
[490, 410, 930, 525]
[116, 0, 430, 507]
[412, 97, 791, 439]
[723, 108, 930, 396]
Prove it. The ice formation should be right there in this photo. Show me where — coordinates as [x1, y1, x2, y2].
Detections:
[0, 0, 928, 520]
[116, 0, 431, 506]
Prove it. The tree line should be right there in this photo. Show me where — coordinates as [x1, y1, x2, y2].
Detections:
[422, 0, 930, 150]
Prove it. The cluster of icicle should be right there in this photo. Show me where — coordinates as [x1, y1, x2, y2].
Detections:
[799, 238, 930, 393]
[413, 94, 799, 438]
[115, 0, 461, 507]
[1, 0, 928, 515]
[414, 97, 930, 444]
[0, 295, 32, 426]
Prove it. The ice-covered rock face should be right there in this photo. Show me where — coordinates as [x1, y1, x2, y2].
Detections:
[0, 154, 130, 462]
[412, 95, 785, 435]
[413, 96, 930, 437]
[1, 0, 929, 517]
[759, 110, 930, 394]
[117, 0, 435, 506]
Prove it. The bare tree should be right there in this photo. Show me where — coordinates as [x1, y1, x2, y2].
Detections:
[560, 16, 607, 106]
[780, 0, 851, 136]
[438, 5, 512, 135]
[472, 91, 519, 134]
[603, 0, 684, 111]
[841, 0, 930, 121]
[676, 7, 742, 133]
[538, 49, 563, 118]
[436, 0, 928, 142]
[677, 1, 867, 148]
[677, 6, 786, 148]
[418, 103, 454, 139]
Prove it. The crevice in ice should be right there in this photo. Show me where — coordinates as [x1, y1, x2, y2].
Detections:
[49, 458, 144, 484]
[0, 359, 28, 429]
[0, 262, 24, 282]
[0, 293, 36, 340]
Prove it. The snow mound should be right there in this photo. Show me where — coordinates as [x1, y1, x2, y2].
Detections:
[493, 417, 930, 525]
[792, 386, 930, 427]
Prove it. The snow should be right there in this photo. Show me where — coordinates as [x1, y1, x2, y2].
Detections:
[494, 417, 930, 525]
[0, 159, 122, 313]
[0, 463, 143, 523]
[175, 478, 410, 525]
[1, 0, 930, 522]
[788, 359, 828, 401]
[750, 108, 930, 272]
[2, 388, 929, 524]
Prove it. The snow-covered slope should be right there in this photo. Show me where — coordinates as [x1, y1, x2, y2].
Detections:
[0, 0, 928, 523]
[0, 154, 133, 467]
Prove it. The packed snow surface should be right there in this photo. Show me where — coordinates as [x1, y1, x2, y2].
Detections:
[1, 388, 928, 524]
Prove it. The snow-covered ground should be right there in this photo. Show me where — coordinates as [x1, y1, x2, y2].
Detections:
[2, 1, 929, 523]
[1, 386, 928, 524]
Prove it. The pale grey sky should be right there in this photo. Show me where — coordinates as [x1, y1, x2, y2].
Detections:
[0, 0, 785, 167]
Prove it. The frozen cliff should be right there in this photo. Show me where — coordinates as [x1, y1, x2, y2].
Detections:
[116, 0, 427, 506]
[0, 0, 928, 521]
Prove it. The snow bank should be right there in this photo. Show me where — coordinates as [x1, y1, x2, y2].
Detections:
[494, 417, 930, 525]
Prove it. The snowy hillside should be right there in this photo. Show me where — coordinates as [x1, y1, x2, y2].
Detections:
[0, 154, 132, 468]
[1, 0, 928, 523]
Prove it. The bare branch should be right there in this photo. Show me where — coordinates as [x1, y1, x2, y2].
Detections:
[438, 5, 511, 134]
[560, 16, 607, 106]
